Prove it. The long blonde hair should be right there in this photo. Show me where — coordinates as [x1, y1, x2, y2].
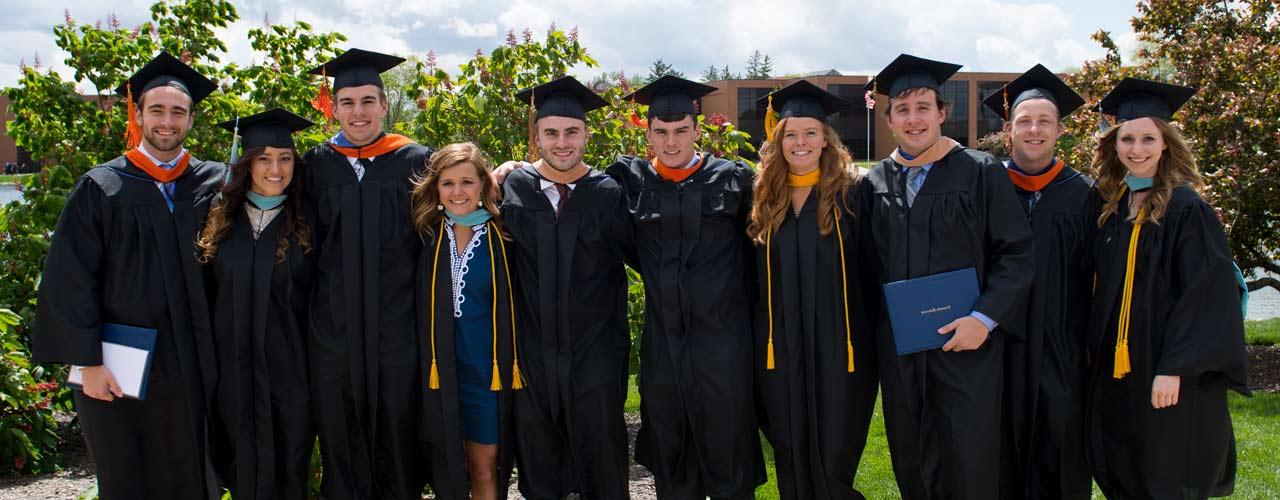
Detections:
[410, 142, 505, 237]
[748, 118, 857, 244]
[1094, 117, 1202, 227]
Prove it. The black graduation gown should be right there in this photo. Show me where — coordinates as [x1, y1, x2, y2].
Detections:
[415, 222, 518, 500]
[300, 141, 432, 499]
[857, 146, 1034, 500]
[206, 203, 315, 500]
[500, 168, 634, 500]
[605, 155, 765, 500]
[1085, 186, 1250, 500]
[754, 187, 879, 500]
[33, 155, 224, 500]
[1001, 165, 1095, 500]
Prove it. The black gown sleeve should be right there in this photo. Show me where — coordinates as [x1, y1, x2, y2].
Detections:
[1157, 198, 1250, 394]
[973, 155, 1035, 337]
[33, 176, 109, 366]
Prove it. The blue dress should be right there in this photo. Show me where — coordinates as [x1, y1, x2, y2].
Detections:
[447, 221, 499, 445]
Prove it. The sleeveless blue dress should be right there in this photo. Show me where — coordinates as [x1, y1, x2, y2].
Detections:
[446, 221, 499, 445]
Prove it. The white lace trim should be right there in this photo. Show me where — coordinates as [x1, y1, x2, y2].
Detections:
[444, 220, 488, 318]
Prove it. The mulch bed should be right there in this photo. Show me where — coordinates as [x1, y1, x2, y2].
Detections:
[1247, 344, 1280, 393]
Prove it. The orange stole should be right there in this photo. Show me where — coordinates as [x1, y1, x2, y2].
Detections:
[124, 149, 191, 183]
[1006, 158, 1065, 192]
[327, 133, 415, 158]
[653, 155, 707, 183]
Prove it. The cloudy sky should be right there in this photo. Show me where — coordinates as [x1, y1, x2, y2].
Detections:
[1, 0, 1141, 90]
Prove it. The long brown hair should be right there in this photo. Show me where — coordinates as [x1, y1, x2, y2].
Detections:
[748, 117, 857, 244]
[1094, 117, 1202, 227]
[410, 142, 505, 238]
[196, 146, 311, 263]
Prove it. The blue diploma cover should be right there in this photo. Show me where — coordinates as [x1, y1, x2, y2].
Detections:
[66, 323, 158, 400]
[882, 267, 980, 355]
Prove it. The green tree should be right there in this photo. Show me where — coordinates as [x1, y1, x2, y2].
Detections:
[745, 50, 774, 79]
[700, 65, 721, 82]
[645, 58, 684, 82]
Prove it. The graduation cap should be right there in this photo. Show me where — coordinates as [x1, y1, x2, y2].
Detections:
[115, 51, 218, 150]
[865, 54, 961, 97]
[308, 48, 405, 121]
[624, 75, 718, 119]
[981, 64, 1085, 121]
[217, 108, 315, 154]
[755, 80, 851, 141]
[515, 75, 609, 121]
[1097, 77, 1196, 122]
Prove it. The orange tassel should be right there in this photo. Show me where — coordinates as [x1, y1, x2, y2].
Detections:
[847, 341, 855, 373]
[429, 361, 440, 390]
[124, 83, 142, 150]
[766, 338, 775, 370]
[526, 92, 539, 162]
[311, 68, 333, 122]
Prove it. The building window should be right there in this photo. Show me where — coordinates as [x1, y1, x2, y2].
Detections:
[826, 84, 877, 161]
[737, 86, 773, 158]
[939, 80, 969, 146]
[977, 80, 1010, 142]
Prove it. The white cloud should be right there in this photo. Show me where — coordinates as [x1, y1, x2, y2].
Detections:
[438, 17, 498, 38]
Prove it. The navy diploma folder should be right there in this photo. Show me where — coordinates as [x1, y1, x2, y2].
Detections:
[66, 323, 158, 400]
[882, 267, 980, 355]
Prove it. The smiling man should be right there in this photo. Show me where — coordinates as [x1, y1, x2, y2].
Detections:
[301, 48, 434, 499]
[34, 52, 224, 499]
[501, 76, 635, 500]
[857, 54, 1034, 500]
[980, 64, 1095, 500]
[607, 75, 764, 500]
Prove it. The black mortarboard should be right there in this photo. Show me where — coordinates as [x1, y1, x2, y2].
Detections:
[218, 108, 314, 152]
[865, 54, 962, 97]
[624, 75, 718, 119]
[756, 79, 851, 120]
[115, 51, 217, 104]
[981, 64, 1085, 120]
[1097, 77, 1196, 122]
[515, 76, 609, 121]
[308, 48, 405, 91]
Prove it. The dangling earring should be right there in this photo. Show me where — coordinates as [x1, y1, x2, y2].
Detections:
[478, 200, 484, 208]
[436, 204, 443, 210]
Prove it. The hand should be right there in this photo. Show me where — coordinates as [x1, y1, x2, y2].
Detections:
[1151, 375, 1181, 409]
[493, 160, 530, 185]
[79, 365, 123, 401]
[939, 316, 990, 352]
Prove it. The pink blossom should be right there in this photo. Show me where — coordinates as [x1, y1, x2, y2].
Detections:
[569, 26, 579, 42]
[522, 28, 533, 44]
[548, 21, 557, 35]
[64, 8, 75, 27]
[108, 14, 120, 30]
[506, 29, 518, 47]
[708, 113, 727, 126]
[425, 50, 437, 71]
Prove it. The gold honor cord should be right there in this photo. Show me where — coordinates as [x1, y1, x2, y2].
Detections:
[487, 225, 503, 391]
[494, 225, 523, 390]
[1114, 204, 1147, 379]
[429, 219, 444, 390]
[764, 208, 855, 373]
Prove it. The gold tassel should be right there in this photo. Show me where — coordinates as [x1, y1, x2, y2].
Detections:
[526, 92, 539, 162]
[1113, 202, 1145, 379]
[765, 230, 776, 370]
[487, 225, 503, 391]
[428, 219, 444, 390]
[834, 210, 854, 374]
[495, 225, 522, 391]
[764, 94, 779, 142]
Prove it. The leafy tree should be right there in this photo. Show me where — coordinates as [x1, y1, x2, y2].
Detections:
[700, 65, 721, 82]
[745, 50, 774, 79]
[645, 58, 684, 82]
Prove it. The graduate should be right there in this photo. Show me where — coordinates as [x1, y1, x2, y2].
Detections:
[857, 54, 1034, 500]
[1085, 78, 1249, 500]
[747, 80, 879, 500]
[197, 108, 316, 500]
[979, 65, 1095, 500]
[412, 142, 519, 500]
[502, 76, 634, 500]
[607, 75, 764, 500]
[32, 51, 225, 499]
[301, 48, 435, 499]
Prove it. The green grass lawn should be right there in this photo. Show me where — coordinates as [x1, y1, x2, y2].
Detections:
[1246, 318, 1280, 346]
[0, 173, 31, 183]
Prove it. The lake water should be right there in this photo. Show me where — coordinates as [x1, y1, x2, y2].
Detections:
[0, 182, 1276, 319]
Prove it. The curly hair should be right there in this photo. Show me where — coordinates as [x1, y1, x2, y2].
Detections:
[196, 146, 311, 263]
[410, 142, 506, 238]
[1093, 117, 1202, 227]
[747, 117, 857, 244]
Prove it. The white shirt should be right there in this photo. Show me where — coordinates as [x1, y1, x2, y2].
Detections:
[346, 155, 377, 181]
[137, 143, 188, 197]
[539, 179, 577, 215]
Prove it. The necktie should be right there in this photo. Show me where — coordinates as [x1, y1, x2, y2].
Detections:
[906, 167, 925, 207]
[355, 158, 373, 181]
[554, 183, 570, 216]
